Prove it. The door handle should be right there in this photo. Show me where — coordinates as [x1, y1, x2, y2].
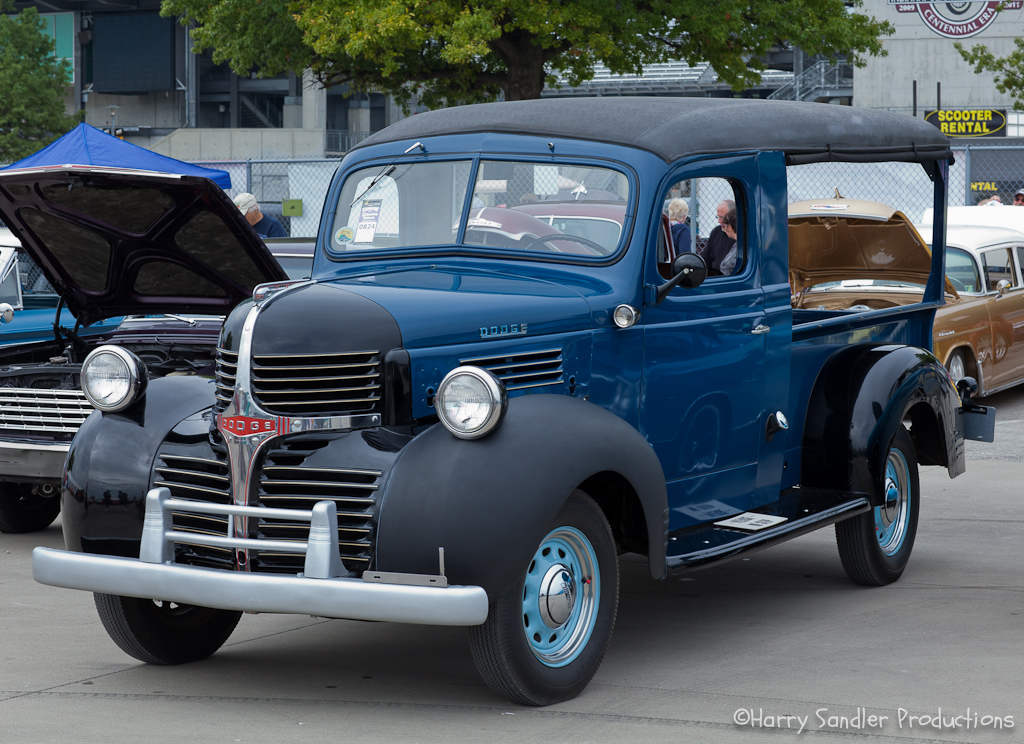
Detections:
[752, 324, 770, 335]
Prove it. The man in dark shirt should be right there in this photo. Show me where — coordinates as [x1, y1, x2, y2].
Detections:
[233, 192, 287, 238]
[701, 199, 736, 274]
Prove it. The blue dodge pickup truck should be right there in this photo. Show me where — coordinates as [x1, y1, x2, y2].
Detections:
[21, 97, 992, 705]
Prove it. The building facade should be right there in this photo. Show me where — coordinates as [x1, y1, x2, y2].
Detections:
[11, 0, 1024, 161]
[856, 0, 1023, 116]
[11, 0, 410, 158]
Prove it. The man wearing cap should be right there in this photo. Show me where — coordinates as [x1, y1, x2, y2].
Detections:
[233, 192, 287, 238]
[1014, 189, 1024, 206]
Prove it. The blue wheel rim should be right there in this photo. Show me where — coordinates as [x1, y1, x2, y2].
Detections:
[876, 447, 911, 555]
[520, 526, 600, 668]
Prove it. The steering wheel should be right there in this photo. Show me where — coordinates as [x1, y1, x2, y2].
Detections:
[947, 276, 968, 292]
[520, 233, 608, 255]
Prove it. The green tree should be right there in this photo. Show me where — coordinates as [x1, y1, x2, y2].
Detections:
[161, 0, 892, 109]
[0, 3, 80, 162]
[956, 38, 1024, 111]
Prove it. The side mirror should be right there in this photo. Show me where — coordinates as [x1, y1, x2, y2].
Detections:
[996, 279, 1011, 296]
[656, 253, 708, 303]
[0, 303, 12, 324]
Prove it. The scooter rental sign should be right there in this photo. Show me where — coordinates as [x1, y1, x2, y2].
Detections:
[889, 0, 1023, 39]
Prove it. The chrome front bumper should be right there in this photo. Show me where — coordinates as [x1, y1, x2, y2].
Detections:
[32, 488, 489, 627]
[0, 440, 69, 481]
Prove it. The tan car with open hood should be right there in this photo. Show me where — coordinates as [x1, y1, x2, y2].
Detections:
[790, 199, 1024, 397]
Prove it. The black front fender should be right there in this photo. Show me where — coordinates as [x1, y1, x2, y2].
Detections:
[375, 394, 667, 597]
[62, 375, 217, 554]
[801, 344, 962, 505]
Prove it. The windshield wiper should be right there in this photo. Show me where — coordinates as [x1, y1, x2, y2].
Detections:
[349, 141, 424, 207]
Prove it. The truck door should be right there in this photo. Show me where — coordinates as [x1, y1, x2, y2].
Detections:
[641, 165, 771, 531]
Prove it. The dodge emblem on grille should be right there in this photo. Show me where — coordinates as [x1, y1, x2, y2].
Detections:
[217, 414, 278, 437]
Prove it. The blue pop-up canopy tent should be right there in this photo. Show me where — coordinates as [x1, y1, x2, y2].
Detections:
[3, 123, 232, 189]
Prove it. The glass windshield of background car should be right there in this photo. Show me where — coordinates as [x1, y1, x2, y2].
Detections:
[947, 247, 982, 294]
[330, 160, 629, 258]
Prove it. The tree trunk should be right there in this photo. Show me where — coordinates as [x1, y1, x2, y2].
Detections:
[493, 32, 547, 101]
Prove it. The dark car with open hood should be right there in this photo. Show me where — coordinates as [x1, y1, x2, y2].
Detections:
[0, 166, 287, 532]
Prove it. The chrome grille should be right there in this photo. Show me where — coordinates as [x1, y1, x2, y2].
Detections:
[0, 388, 93, 435]
[460, 348, 564, 391]
[154, 454, 233, 569]
[250, 351, 382, 416]
[152, 440, 380, 575]
[256, 441, 380, 572]
[214, 349, 237, 414]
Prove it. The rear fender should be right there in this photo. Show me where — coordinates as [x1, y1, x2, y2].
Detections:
[375, 395, 667, 597]
[801, 344, 961, 505]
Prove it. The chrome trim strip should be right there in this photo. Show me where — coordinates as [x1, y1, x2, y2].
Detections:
[262, 465, 382, 476]
[460, 348, 562, 365]
[33, 547, 488, 626]
[253, 350, 379, 360]
[505, 379, 564, 391]
[260, 495, 376, 505]
[501, 369, 563, 382]
[154, 467, 229, 483]
[153, 481, 229, 498]
[262, 480, 377, 490]
[158, 454, 226, 466]
[252, 374, 378, 383]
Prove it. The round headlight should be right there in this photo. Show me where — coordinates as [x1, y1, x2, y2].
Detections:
[435, 366, 508, 440]
[81, 346, 147, 412]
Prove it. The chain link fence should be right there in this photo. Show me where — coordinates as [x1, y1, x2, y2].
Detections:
[1, 144, 1021, 240]
[194, 158, 341, 239]
[203, 145, 1024, 239]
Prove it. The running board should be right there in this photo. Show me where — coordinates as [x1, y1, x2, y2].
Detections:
[666, 488, 870, 570]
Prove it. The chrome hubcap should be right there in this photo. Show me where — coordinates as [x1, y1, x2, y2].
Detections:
[521, 526, 600, 667]
[538, 565, 576, 628]
[876, 448, 910, 555]
[948, 354, 965, 382]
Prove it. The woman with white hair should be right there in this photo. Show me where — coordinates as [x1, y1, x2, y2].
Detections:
[667, 198, 691, 253]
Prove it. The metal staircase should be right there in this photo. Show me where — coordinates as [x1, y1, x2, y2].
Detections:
[767, 61, 853, 102]
[239, 93, 283, 128]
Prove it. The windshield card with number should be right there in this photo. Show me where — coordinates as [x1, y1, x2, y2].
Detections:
[354, 199, 382, 243]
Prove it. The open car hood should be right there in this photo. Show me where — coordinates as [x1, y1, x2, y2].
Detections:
[788, 197, 957, 297]
[0, 166, 287, 326]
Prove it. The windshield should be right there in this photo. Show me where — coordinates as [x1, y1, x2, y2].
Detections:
[329, 159, 630, 259]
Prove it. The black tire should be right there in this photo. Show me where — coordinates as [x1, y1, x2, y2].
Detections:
[94, 593, 242, 665]
[468, 490, 619, 706]
[0, 482, 61, 533]
[836, 425, 920, 586]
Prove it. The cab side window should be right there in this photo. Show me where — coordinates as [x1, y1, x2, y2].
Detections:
[661, 177, 743, 279]
[1015, 246, 1024, 285]
[981, 248, 1018, 292]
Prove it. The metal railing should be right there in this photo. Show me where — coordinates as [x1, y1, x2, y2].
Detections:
[326, 130, 372, 153]
[768, 61, 853, 102]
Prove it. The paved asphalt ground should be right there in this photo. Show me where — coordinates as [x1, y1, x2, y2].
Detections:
[2, 390, 1023, 743]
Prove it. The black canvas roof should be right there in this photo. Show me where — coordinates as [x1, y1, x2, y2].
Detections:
[356, 97, 951, 165]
